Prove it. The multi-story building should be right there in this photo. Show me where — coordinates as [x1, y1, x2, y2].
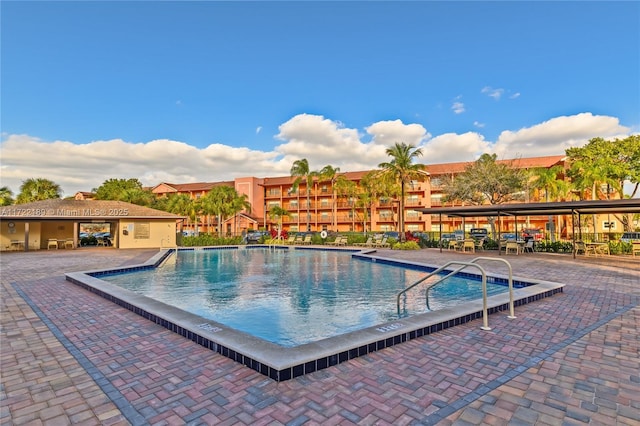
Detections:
[151, 154, 570, 237]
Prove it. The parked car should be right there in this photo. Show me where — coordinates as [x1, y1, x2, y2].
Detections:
[522, 228, 544, 242]
[245, 230, 270, 243]
[469, 228, 488, 240]
[621, 232, 640, 243]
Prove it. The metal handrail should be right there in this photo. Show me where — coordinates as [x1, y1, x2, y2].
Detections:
[396, 257, 515, 330]
[397, 261, 491, 330]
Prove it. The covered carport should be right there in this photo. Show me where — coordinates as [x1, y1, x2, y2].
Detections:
[419, 198, 640, 258]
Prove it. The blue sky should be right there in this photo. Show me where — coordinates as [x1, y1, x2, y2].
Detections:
[1, 1, 639, 196]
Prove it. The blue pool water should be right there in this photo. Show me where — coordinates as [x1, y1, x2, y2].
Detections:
[102, 248, 509, 347]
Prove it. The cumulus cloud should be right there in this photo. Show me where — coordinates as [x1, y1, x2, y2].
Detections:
[422, 132, 491, 163]
[493, 112, 631, 158]
[0, 112, 634, 197]
[473, 121, 485, 128]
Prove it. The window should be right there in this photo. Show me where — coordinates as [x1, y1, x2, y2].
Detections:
[321, 185, 329, 193]
[407, 224, 419, 231]
[320, 199, 330, 207]
[603, 221, 616, 229]
[407, 195, 419, 204]
[406, 210, 421, 220]
[379, 209, 393, 219]
[267, 201, 280, 209]
[289, 200, 298, 209]
[268, 188, 280, 196]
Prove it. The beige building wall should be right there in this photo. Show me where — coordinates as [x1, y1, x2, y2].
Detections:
[117, 220, 177, 249]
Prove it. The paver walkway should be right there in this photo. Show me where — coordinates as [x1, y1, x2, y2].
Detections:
[1, 248, 638, 425]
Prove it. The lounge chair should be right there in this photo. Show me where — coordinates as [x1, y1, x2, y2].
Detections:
[301, 235, 312, 245]
[284, 235, 296, 244]
[328, 236, 347, 246]
[374, 236, 390, 248]
[355, 237, 373, 247]
[293, 235, 304, 245]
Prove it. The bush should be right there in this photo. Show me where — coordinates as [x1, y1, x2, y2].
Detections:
[392, 241, 421, 250]
[181, 234, 242, 247]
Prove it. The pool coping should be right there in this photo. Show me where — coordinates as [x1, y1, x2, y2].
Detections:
[65, 246, 565, 381]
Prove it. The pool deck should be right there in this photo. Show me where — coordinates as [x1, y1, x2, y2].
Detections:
[1, 247, 639, 425]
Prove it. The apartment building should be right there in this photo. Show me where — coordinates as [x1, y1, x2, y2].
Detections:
[151, 155, 567, 236]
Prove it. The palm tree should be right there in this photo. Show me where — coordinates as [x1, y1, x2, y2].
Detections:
[377, 142, 427, 240]
[0, 186, 14, 206]
[530, 166, 570, 241]
[268, 205, 289, 240]
[334, 175, 359, 231]
[166, 193, 195, 234]
[318, 165, 340, 230]
[206, 186, 238, 235]
[230, 192, 251, 236]
[16, 178, 62, 204]
[290, 159, 317, 232]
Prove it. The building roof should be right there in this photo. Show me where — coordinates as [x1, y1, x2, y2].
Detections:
[419, 198, 640, 218]
[0, 199, 185, 220]
[152, 181, 235, 193]
[425, 155, 565, 175]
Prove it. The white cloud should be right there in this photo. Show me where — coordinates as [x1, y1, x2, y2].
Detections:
[452, 101, 465, 114]
[493, 112, 631, 158]
[473, 121, 485, 128]
[422, 132, 491, 163]
[481, 86, 505, 100]
[509, 92, 520, 99]
[0, 112, 634, 197]
[256, 126, 262, 134]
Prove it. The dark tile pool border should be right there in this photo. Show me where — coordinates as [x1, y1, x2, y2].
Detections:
[65, 246, 565, 381]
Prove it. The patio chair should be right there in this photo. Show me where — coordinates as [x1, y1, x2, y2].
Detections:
[632, 241, 640, 257]
[448, 240, 457, 250]
[474, 238, 484, 251]
[301, 235, 312, 245]
[462, 239, 475, 253]
[505, 241, 519, 255]
[48, 239, 59, 250]
[523, 240, 534, 253]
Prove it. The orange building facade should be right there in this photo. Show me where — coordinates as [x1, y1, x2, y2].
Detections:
[152, 155, 568, 236]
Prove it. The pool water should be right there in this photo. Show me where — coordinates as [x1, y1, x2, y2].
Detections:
[102, 248, 509, 347]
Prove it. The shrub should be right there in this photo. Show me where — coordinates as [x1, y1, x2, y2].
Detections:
[392, 241, 420, 250]
[181, 234, 242, 247]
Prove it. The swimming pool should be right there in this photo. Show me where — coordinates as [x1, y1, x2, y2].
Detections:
[66, 247, 565, 381]
[100, 248, 510, 347]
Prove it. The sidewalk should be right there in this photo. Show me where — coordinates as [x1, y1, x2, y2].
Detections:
[1, 248, 638, 425]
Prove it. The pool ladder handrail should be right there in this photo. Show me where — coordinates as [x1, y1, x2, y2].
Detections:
[396, 257, 515, 331]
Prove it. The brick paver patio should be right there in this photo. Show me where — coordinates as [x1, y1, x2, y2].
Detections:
[1, 247, 638, 425]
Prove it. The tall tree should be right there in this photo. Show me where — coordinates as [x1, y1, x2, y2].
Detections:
[268, 205, 289, 240]
[318, 165, 340, 230]
[530, 165, 570, 241]
[377, 142, 427, 240]
[0, 186, 14, 206]
[442, 153, 527, 236]
[203, 186, 250, 236]
[93, 178, 153, 205]
[290, 158, 318, 231]
[166, 193, 196, 233]
[334, 175, 359, 231]
[16, 178, 62, 203]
